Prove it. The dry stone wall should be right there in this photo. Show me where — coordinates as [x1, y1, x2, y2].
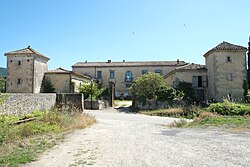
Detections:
[0, 93, 56, 115]
[0, 93, 85, 115]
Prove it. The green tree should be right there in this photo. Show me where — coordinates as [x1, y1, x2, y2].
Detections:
[129, 72, 166, 104]
[0, 78, 5, 93]
[176, 82, 196, 103]
[80, 82, 106, 100]
[43, 79, 55, 93]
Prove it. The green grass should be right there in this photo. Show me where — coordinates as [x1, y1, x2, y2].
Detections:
[0, 109, 96, 166]
[190, 116, 250, 128]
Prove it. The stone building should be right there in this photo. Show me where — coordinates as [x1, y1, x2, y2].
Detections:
[4, 46, 50, 93]
[204, 41, 247, 101]
[165, 41, 248, 101]
[165, 63, 207, 100]
[72, 60, 186, 98]
[4, 47, 91, 93]
[44, 67, 91, 93]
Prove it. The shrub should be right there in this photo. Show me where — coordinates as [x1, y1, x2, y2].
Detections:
[176, 82, 197, 103]
[207, 100, 250, 116]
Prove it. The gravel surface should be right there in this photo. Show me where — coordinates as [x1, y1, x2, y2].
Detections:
[25, 108, 250, 167]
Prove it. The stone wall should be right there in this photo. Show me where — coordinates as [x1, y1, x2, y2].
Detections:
[0, 93, 85, 115]
[134, 99, 187, 110]
[56, 93, 84, 111]
[0, 93, 56, 115]
[84, 100, 109, 110]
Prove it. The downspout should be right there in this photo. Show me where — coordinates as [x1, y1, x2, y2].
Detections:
[94, 66, 96, 78]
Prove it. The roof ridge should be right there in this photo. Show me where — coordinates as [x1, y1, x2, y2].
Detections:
[204, 41, 247, 57]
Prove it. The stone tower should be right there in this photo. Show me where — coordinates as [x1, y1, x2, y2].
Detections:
[4, 46, 50, 93]
[204, 42, 247, 101]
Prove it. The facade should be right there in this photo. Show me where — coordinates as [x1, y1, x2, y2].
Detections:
[4, 41, 247, 101]
[72, 60, 186, 97]
[165, 63, 207, 100]
[4, 46, 50, 93]
[165, 41, 247, 101]
[204, 41, 247, 101]
[4, 47, 91, 93]
[45, 68, 91, 93]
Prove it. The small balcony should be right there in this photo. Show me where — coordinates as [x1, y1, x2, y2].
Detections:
[125, 77, 133, 82]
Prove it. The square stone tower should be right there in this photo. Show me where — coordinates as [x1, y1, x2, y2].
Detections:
[204, 42, 247, 101]
[4, 46, 50, 93]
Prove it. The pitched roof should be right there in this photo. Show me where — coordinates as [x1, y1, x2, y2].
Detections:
[4, 46, 50, 60]
[46, 67, 92, 80]
[164, 63, 207, 78]
[47, 67, 71, 74]
[203, 41, 247, 57]
[175, 63, 206, 70]
[72, 60, 186, 68]
[0, 67, 7, 78]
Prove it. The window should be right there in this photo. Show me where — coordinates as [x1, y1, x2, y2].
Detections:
[125, 71, 133, 82]
[17, 79, 21, 85]
[27, 59, 29, 62]
[110, 70, 115, 79]
[226, 73, 233, 81]
[154, 69, 163, 75]
[192, 76, 204, 88]
[18, 61, 21, 66]
[97, 71, 102, 79]
[227, 56, 232, 62]
[198, 76, 202, 87]
[141, 70, 148, 75]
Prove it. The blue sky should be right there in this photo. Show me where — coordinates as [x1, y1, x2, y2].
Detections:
[0, 0, 249, 70]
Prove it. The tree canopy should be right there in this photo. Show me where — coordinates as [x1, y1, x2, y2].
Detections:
[129, 72, 180, 104]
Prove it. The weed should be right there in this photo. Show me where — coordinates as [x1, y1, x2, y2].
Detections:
[169, 119, 189, 128]
[0, 109, 96, 166]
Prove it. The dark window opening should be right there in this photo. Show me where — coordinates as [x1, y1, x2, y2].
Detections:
[97, 71, 102, 79]
[154, 69, 163, 75]
[18, 61, 21, 66]
[198, 76, 202, 87]
[17, 79, 21, 84]
[10, 60, 12, 63]
[142, 70, 148, 75]
[27, 59, 29, 62]
[110, 70, 115, 79]
[125, 71, 133, 82]
[227, 56, 231, 62]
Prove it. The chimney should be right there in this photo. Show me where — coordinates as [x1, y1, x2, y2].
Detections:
[177, 59, 180, 64]
[123, 60, 125, 62]
[27, 45, 30, 48]
[85, 60, 87, 63]
[108, 60, 111, 63]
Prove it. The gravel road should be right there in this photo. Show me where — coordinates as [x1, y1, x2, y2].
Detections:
[25, 108, 250, 167]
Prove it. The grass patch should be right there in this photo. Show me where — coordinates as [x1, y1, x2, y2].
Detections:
[140, 106, 203, 119]
[0, 109, 96, 166]
[190, 116, 250, 129]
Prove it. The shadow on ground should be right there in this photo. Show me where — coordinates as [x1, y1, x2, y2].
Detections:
[114, 106, 138, 113]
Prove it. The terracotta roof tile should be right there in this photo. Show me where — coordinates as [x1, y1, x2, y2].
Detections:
[204, 41, 247, 57]
[4, 46, 50, 60]
[46, 67, 92, 80]
[72, 60, 186, 67]
[175, 63, 206, 70]
[164, 63, 206, 78]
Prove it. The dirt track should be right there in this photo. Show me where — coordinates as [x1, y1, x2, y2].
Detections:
[25, 109, 250, 167]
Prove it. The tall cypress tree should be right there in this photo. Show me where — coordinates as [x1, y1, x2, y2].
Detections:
[248, 36, 250, 88]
